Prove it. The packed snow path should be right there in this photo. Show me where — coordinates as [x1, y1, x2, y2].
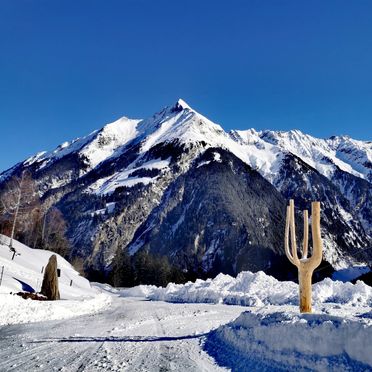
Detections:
[0, 297, 245, 372]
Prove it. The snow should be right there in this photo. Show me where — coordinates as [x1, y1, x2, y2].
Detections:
[11, 99, 371, 198]
[0, 250, 371, 369]
[79, 117, 140, 170]
[0, 296, 245, 372]
[119, 284, 158, 298]
[207, 308, 372, 370]
[0, 235, 111, 325]
[256, 129, 371, 182]
[197, 160, 212, 168]
[5, 99, 369, 197]
[123, 270, 372, 308]
[332, 265, 371, 282]
[90, 157, 171, 195]
[118, 270, 372, 369]
[0, 292, 111, 327]
[196, 152, 222, 168]
[23, 130, 99, 170]
[213, 152, 222, 162]
[22, 117, 140, 179]
[1, 100, 370, 369]
[176, 98, 192, 110]
[90, 202, 116, 217]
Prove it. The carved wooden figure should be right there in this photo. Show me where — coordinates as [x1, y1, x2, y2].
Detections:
[285, 199, 323, 313]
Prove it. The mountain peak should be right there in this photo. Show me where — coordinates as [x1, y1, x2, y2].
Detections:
[175, 98, 192, 111]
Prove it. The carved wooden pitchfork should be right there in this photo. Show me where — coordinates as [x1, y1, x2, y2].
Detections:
[285, 199, 323, 313]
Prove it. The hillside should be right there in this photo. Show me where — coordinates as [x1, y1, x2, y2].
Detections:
[0, 235, 110, 325]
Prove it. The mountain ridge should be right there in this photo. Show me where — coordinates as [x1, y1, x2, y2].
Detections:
[0, 99, 370, 281]
[3, 99, 370, 184]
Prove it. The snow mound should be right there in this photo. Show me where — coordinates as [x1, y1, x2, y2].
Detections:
[0, 235, 111, 325]
[206, 310, 372, 370]
[314, 278, 372, 306]
[0, 293, 111, 326]
[122, 270, 372, 307]
[119, 284, 158, 298]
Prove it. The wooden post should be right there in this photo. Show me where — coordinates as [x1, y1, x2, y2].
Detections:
[284, 200, 323, 313]
[0, 266, 4, 287]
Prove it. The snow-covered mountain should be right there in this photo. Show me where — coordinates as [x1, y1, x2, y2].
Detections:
[0, 99, 370, 280]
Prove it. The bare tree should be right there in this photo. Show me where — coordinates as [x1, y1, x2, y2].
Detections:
[41, 207, 70, 257]
[0, 170, 39, 259]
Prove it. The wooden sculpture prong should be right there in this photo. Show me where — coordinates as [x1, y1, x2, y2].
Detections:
[302, 210, 308, 259]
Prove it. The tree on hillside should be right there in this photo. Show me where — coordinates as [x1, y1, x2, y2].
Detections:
[39, 207, 70, 257]
[0, 173, 69, 258]
[110, 248, 134, 287]
[0, 171, 39, 258]
[155, 256, 172, 287]
[132, 251, 185, 287]
[133, 250, 153, 285]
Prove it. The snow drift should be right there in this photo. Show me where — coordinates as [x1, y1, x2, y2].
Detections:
[121, 270, 372, 307]
[205, 310, 372, 370]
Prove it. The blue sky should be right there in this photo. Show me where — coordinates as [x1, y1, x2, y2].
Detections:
[1, 0, 372, 172]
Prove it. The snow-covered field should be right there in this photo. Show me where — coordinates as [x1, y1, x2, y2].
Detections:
[0, 236, 371, 370]
[0, 296, 246, 372]
[0, 236, 111, 325]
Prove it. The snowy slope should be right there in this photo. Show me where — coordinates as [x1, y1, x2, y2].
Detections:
[0, 235, 111, 325]
[89, 157, 171, 195]
[257, 129, 372, 181]
[23, 117, 141, 176]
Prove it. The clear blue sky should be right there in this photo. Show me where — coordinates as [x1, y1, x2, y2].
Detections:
[1, 1, 372, 172]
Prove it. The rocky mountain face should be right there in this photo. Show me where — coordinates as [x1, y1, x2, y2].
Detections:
[0, 99, 371, 280]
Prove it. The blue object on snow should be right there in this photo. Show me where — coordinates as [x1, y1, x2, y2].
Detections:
[12, 277, 35, 293]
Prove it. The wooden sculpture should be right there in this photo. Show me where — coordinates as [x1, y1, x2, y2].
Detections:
[285, 199, 323, 313]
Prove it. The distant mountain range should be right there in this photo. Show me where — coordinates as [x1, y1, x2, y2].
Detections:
[1, 99, 371, 280]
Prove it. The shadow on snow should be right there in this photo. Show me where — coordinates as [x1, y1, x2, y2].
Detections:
[32, 333, 209, 343]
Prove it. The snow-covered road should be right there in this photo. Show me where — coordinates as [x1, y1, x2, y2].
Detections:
[0, 297, 245, 372]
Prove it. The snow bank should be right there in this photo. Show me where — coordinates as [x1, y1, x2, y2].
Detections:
[0, 293, 111, 326]
[119, 284, 158, 298]
[121, 270, 372, 307]
[0, 235, 111, 325]
[206, 310, 372, 370]
[314, 278, 372, 306]
[148, 271, 298, 306]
